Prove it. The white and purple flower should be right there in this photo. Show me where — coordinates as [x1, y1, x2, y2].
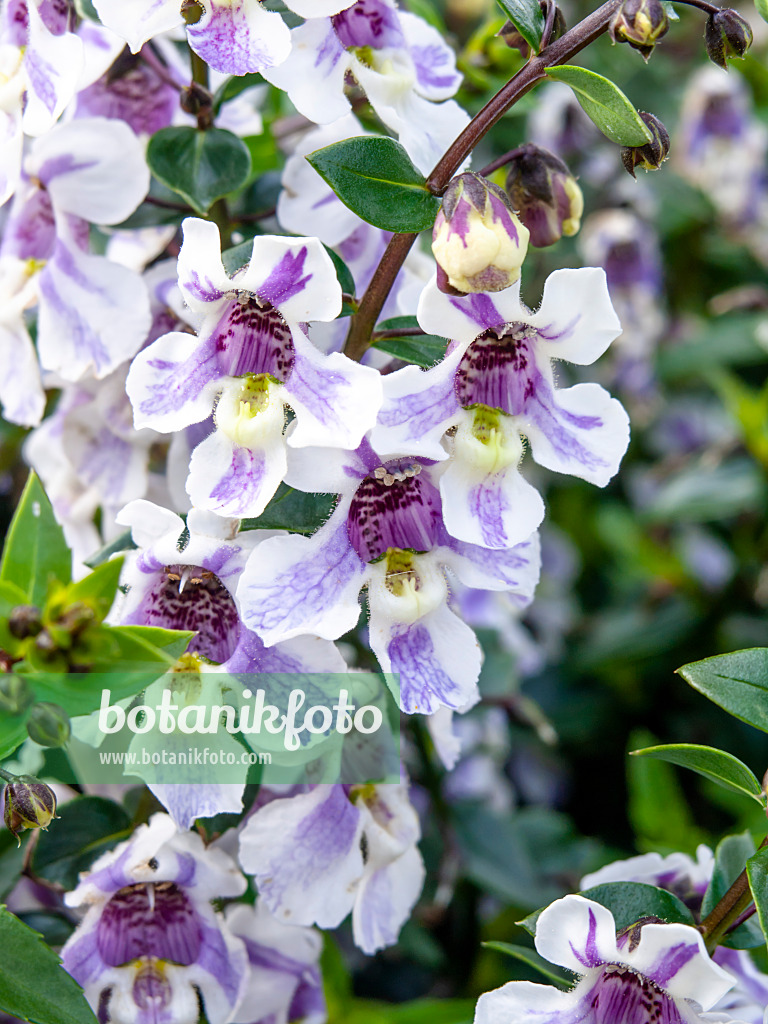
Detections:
[238, 782, 424, 955]
[371, 268, 629, 550]
[91, 0, 355, 76]
[262, 0, 469, 173]
[474, 894, 737, 1024]
[226, 902, 326, 1024]
[127, 218, 382, 519]
[0, 116, 151, 424]
[236, 439, 540, 714]
[61, 813, 249, 1024]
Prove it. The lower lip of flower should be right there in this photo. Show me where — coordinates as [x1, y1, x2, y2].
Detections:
[96, 881, 203, 967]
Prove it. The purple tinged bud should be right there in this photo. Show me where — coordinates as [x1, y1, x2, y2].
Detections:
[609, 0, 669, 60]
[621, 111, 670, 176]
[505, 143, 584, 247]
[0, 674, 35, 716]
[498, 5, 566, 55]
[3, 775, 58, 843]
[432, 172, 530, 294]
[27, 701, 71, 748]
[705, 8, 753, 69]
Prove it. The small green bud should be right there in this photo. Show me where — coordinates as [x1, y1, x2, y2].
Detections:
[8, 605, 42, 639]
[3, 775, 58, 843]
[610, 0, 669, 60]
[0, 673, 35, 716]
[27, 702, 71, 748]
[621, 111, 670, 177]
[180, 0, 203, 24]
[705, 8, 753, 69]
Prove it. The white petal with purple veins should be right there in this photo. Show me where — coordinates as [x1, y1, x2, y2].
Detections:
[235, 234, 342, 326]
[239, 785, 365, 929]
[418, 276, 519, 342]
[177, 217, 232, 313]
[287, 0, 354, 14]
[186, 406, 287, 520]
[372, 352, 462, 460]
[28, 117, 149, 224]
[285, 330, 383, 449]
[37, 231, 151, 380]
[440, 421, 545, 549]
[0, 319, 45, 427]
[400, 11, 462, 100]
[23, 0, 84, 136]
[527, 267, 622, 365]
[442, 531, 541, 600]
[92, 0, 180, 54]
[149, 783, 244, 831]
[262, 18, 350, 125]
[523, 381, 630, 486]
[127, 331, 221, 432]
[284, 438, 369, 495]
[237, 508, 367, 645]
[187, 0, 291, 75]
[0, 106, 23, 207]
[116, 498, 185, 549]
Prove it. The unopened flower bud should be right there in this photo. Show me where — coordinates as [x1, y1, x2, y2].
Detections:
[499, 5, 566, 55]
[610, 0, 669, 60]
[180, 0, 203, 24]
[621, 111, 670, 177]
[705, 8, 753, 69]
[432, 173, 530, 294]
[0, 673, 34, 716]
[8, 605, 42, 639]
[3, 775, 57, 842]
[27, 702, 71, 748]
[505, 144, 584, 248]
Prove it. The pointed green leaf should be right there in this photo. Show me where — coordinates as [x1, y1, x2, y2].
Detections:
[747, 843, 768, 943]
[677, 648, 768, 733]
[544, 66, 653, 146]
[494, 0, 545, 51]
[755, 0, 768, 24]
[0, 472, 71, 605]
[0, 905, 97, 1024]
[306, 137, 441, 233]
[241, 484, 335, 535]
[372, 316, 449, 367]
[66, 558, 124, 622]
[481, 942, 570, 987]
[630, 743, 764, 803]
[147, 127, 251, 216]
[83, 530, 136, 570]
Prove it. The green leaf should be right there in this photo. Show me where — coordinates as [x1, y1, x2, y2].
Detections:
[702, 832, 765, 948]
[32, 797, 132, 890]
[88, 623, 191, 672]
[677, 648, 768, 733]
[755, 0, 768, 24]
[630, 743, 765, 804]
[212, 72, 264, 114]
[0, 714, 31, 761]
[543, 66, 652, 146]
[222, 239, 254, 276]
[306, 137, 441, 233]
[481, 942, 570, 987]
[66, 558, 124, 622]
[322, 246, 357, 316]
[747, 843, 768, 943]
[494, 0, 545, 51]
[83, 530, 136, 570]
[241, 483, 335, 535]
[0, 828, 28, 900]
[518, 882, 695, 938]
[0, 905, 97, 1024]
[1, 472, 71, 605]
[147, 127, 252, 216]
[372, 316, 449, 367]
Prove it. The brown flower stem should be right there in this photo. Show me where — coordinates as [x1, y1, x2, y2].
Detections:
[700, 835, 768, 953]
[342, 0, 622, 362]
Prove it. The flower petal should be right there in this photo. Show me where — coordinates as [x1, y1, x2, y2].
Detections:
[441, 530, 541, 599]
[186, 427, 288, 519]
[535, 895, 619, 973]
[262, 18, 350, 125]
[528, 267, 622, 366]
[126, 331, 221, 432]
[91, 0, 181, 54]
[236, 235, 342, 325]
[187, 0, 291, 76]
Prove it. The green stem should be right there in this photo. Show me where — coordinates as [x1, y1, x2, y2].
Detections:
[0, 766, 17, 783]
[700, 835, 768, 953]
[342, 0, 623, 362]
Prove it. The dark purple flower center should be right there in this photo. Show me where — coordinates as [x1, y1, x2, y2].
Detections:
[589, 965, 683, 1023]
[332, 0, 403, 49]
[212, 296, 295, 380]
[347, 462, 442, 563]
[455, 324, 538, 414]
[97, 882, 202, 967]
[140, 565, 240, 663]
